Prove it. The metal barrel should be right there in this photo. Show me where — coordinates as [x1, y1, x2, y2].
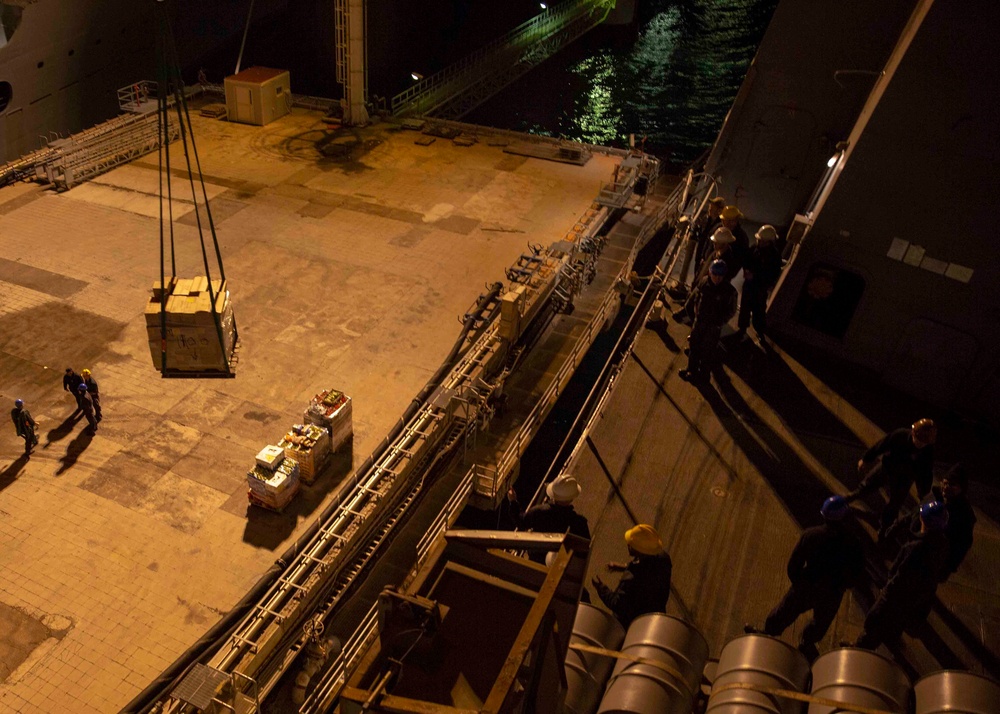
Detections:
[565, 604, 627, 714]
[597, 614, 709, 714]
[706, 634, 811, 714]
[914, 670, 1000, 714]
[808, 648, 910, 714]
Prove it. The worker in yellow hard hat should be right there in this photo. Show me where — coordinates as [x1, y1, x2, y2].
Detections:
[81, 368, 102, 424]
[720, 205, 750, 259]
[735, 224, 783, 346]
[592, 524, 672, 628]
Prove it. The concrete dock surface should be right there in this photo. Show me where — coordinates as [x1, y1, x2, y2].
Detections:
[0, 109, 619, 712]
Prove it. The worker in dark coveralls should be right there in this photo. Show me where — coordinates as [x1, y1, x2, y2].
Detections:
[886, 463, 976, 581]
[63, 367, 84, 412]
[11, 399, 39, 455]
[673, 228, 742, 324]
[847, 418, 937, 538]
[678, 259, 738, 384]
[81, 368, 102, 423]
[736, 224, 783, 345]
[853, 501, 950, 650]
[745, 496, 863, 660]
[508, 474, 590, 561]
[77, 383, 98, 433]
[693, 196, 726, 270]
[719, 205, 750, 263]
[593, 524, 672, 628]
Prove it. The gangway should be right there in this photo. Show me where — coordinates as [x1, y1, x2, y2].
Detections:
[391, 0, 615, 120]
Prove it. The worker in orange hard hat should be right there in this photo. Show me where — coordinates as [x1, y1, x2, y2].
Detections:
[592, 524, 672, 628]
[847, 418, 938, 538]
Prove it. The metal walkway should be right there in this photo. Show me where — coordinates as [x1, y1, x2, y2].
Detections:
[391, 0, 615, 120]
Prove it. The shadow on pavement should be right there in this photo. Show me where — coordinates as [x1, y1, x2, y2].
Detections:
[699, 370, 839, 529]
[56, 429, 94, 475]
[44, 412, 82, 449]
[0, 454, 29, 490]
[243, 444, 354, 550]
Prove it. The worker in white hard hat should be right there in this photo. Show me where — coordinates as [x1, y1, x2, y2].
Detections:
[507, 473, 590, 561]
[673, 226, 742, 325]
[735, 224, 783, 345]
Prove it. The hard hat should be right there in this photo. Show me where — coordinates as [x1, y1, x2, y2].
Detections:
[546, 474, 581, 504]
[920, 500, 949, 530]
[709, 259, 729, 276]
[755, 225, 778, 242]
[708, 196, 726, 206]
[14, 398, 23, 408]
[77, 383, 88, 392]
[720, 205, 743, 220]
[711, 227, 735, 245]
[820, 495, 850, 521]
[625, 524, 663, 555]
[82, 369, 92, 378]
[911, 418, 937, 445]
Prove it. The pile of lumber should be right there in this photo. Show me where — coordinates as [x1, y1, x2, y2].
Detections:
[145, 276, 236, 372]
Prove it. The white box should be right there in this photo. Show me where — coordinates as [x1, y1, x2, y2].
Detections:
[256, 445, 285, 470]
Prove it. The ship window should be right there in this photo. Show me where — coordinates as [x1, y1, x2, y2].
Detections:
[0, 81, 10, 113]
[36, 60, 43, 69]
[790, 262, 865, 340]
[1, 4, 24, 49]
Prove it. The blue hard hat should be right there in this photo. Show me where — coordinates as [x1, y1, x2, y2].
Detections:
[14, 398, 24, 408]
[820, 495, 850, 521]
[709, 259, 728, 276]
[77, 383, 88, 392]
[920, 501, 949, 530]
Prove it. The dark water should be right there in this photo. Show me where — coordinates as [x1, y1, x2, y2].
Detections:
[195, 0, 775, 166]
[466, 0, 778, 167]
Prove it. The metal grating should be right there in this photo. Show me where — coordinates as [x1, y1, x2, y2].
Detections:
[171, 663, 230, 710]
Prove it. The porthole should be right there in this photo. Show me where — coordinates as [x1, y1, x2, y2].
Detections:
[68, 49, 75, 56]
[36, 60, 43, 69]
[0, 81, 11, 114]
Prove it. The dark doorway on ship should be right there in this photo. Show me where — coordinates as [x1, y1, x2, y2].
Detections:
[0, 81, 11, 113]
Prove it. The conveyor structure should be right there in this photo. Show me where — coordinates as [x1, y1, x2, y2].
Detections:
[146, 152, 678, 714]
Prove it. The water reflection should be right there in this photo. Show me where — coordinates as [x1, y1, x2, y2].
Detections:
[472, 0, 777, 164]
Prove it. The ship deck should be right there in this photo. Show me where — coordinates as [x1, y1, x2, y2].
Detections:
[568, 315, 1000, 684]
[0, 108, 622, 712]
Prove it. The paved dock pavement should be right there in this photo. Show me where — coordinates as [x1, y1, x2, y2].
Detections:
[569, 310, 1000, 682]
[0, 109, 620, 712]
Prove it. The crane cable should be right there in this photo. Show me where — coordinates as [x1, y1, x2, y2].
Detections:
[154, 0, 233, 375]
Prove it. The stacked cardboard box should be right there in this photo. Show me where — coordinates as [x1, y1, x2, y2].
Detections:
[278, 424, 331, 484]
[304, 389, 353, 452]
[247, 447, 301, 511]
[145, 276, 237, 372]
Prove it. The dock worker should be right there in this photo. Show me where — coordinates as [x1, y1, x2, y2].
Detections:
[853, 501, 950, 650]
[508, 474, 590, 561]
[81, 369, 102, 423]
[63, 367, 84, 413]
[720, 205, 750, 261]
[678, 259, 738, 384]
[673, 228, 742, 324]
[745, 496, 863, 661]
[736, 224, 783, 346]
[77, 383, 98, 433]
[593, 524, 672, 628]
[694, 196, 726, 270]
[11, 399, 39, 456]
[885, 462, 976, 581]
[846, 418, 937, 539]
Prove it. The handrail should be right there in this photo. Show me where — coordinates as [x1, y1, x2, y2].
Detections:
[391, 0, 609, 115]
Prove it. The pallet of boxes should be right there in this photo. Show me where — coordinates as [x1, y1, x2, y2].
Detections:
[247, 445, 301, 511]
[144, 276, 237, 374]
[304, 389, 353, 454]
[278, 423, 331, 485]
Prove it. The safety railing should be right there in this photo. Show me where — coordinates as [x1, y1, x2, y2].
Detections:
[391, 0, 610, 116]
